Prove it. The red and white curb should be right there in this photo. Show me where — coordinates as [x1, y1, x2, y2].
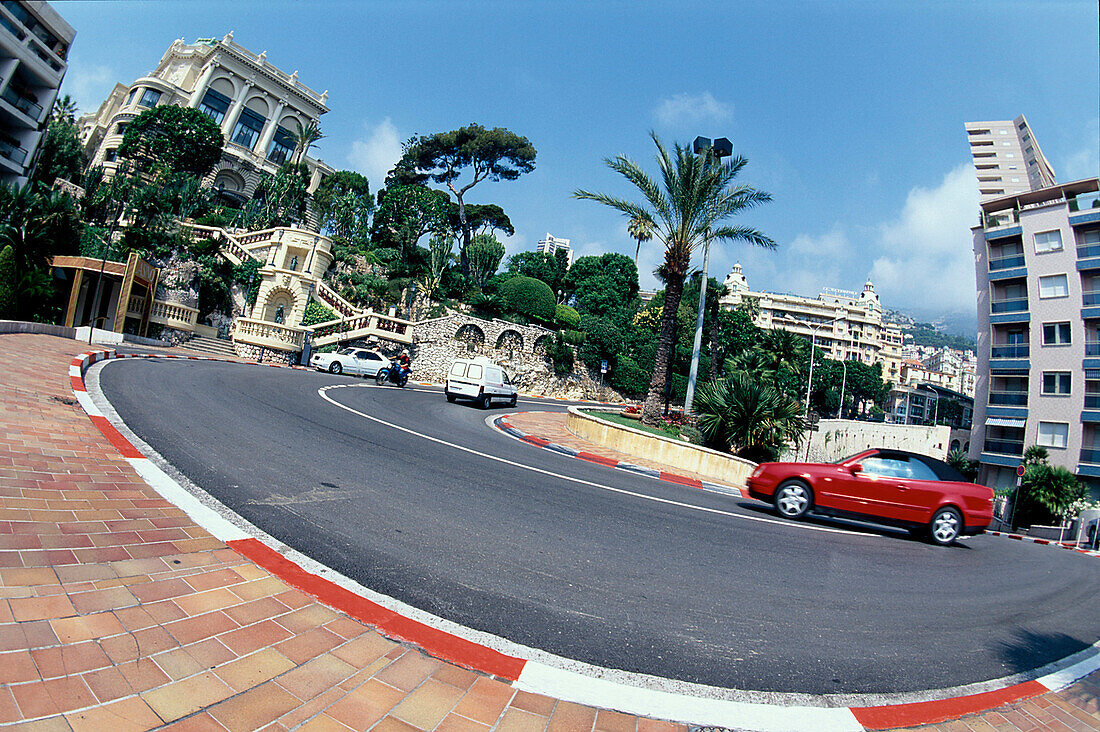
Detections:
[493, 414, 747, 499]
[69, 349, 1100, 731]
[985, 530, 1099, 558]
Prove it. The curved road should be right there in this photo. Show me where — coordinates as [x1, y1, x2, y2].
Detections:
[97, 358, 1100, 695]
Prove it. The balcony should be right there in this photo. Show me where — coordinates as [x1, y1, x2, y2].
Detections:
[989, 254, 1026, 271]
[0, 86, 42, 121]
[984, 439, 1024, 456]
[1068, 192, 1100, 213]
[990, 298, 1028, 314]
[0, 137, 27, 166]
[989, 391, 1028, 406]
[983, 211, 1019, 229]
[1084, 291, 1100, 306]
[991, 344, 1029, 359]
[1087, 341, 1100, 356]
[1082, 448, 1100, 465]
[1084, 394, 1100, 409]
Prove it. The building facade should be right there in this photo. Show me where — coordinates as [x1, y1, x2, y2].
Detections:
[0, 0, 74, 187]
[79, 32, 333, 213]
[968, 177, 1100, 494]
[719, 263, 904, 381]
[536, 233, 573, 266]
[964, 115, 1056, 202]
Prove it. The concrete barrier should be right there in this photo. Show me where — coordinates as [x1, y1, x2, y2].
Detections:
[0, 320, 76, 338]
[566, 407, 756, 487]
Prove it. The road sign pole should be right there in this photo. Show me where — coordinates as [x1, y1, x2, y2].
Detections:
[1009, 463, 1025, 530]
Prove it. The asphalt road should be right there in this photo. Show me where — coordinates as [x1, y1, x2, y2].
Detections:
[97, 358, 1100, 695]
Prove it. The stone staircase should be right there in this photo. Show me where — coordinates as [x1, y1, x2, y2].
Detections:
[177, 334, 238, 358]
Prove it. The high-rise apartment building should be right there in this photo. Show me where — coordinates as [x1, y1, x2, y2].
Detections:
[79, 32, 333, 211]
[964, 115, 1056, 201]
[968, 176, 1100, 494]
[0, 0, 74, 187]
[718, 263, 904, 381]
[536, 233, 573, 266]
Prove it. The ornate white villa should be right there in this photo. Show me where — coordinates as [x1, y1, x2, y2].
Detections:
[78, 32, 334, 223]
[719, 263, 905, 382]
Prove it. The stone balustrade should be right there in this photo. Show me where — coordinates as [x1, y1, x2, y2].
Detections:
[315, 281, 357, 317]
[149, 300, 199, 331]
[232, 316, 307, 352]
[126, 295, 147, 319]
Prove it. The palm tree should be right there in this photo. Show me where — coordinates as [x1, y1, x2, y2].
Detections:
[693, 374, 805, 463]
[290, 120, 324, 164]
[627, 213, 653, 264]
[51, 94, 78, 124]
[575, 133, 773, 425]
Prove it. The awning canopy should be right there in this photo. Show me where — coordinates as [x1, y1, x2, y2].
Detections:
[986, 417, 1025, 428]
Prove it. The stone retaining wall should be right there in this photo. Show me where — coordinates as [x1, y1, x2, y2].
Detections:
[409, 313, 558, 384]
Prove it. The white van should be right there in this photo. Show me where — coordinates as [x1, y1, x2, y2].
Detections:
[445, 356, 518, 408]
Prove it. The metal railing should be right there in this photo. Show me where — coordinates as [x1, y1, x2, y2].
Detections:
[1084, 291, 1100, 306]
[989, 254, 1026, 271]
[1078, 244, 1100, 260]
[984, 439, 1024, 456]
[991, 344, 1029, 359]
[0, 137, 27, 165]
[1080, 448, 1100, 465]
[1087, 341, 1100, 356]
[990, 298, 1028, 314]
[0, 85, 42, 120]
[1084, 394, 1100, 409]
[989, 391, 1028, 406]
[983, 210, 1020, 229]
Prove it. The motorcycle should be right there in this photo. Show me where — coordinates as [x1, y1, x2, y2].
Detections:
[375, 359, 410, 387]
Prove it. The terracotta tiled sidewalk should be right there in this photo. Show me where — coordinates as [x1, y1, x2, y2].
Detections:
[0, 332, 1096, 732]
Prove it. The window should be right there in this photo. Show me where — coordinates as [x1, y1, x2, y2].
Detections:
[1001, 141, 1011, 146]
[1035, 230, 1063, 253]
[998, 129, 1008, 134]
[104, 148, 117, 162]
[1082, 230, 1100, 246]
[1011, 177, 1020, 183]
[1037, 422, 1069, 449]
[1042, 322, 1071, 345]
[449, 363, 466, 377]
[125, 88, 137, 106]
[267, 125, 295, 165]
[138, 88, 161, 108]
[860, 456, 940, 481]
[115, 122, 127, 135]
[231, 108, 265, 149]
[198, 89, 230, 124]
[1006, 153, 1015, 158]
[1038, 274, 1068, 299]
[1042, 372, 1071, 395]
[467, 364, 482, 380]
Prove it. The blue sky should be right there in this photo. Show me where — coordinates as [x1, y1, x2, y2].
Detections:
[60, 1, 1099, 324]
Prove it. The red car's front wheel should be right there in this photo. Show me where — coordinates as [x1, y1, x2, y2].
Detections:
[774, 480, 813, 519]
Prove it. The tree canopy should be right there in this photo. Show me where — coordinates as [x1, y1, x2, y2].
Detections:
[118, 105, 224, 178]
[563, 252, 639, 318]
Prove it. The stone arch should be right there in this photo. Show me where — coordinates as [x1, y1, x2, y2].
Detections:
[950, 439, 960, 452]
[244, 95, 270, 116]
[210, 76, 236, 98]
[279, 113, 303, 130]
[963, 441, 970, 453]
[262, 287, 296, 325]
[495, 329, 523, 351]
[457, 323, 488, 345]
[532, 335, 551, 355]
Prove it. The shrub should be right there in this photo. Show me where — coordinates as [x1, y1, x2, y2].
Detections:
[302, 301, 338, 327]
[499, 275, 555, 321]
[609, 355, 649, 396]
[562, 329, 585, 346]
[555, 303, 580, 328]
[546, 333, 574, 376]
[0, 244, 15, 317]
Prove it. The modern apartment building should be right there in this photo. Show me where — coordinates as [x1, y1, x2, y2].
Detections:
[964, 115, 1056, 202]
[0, 0, 74, 187]
[968, 177, 1100, 494]
[719, 263, 905, 381]
[536, 233, 573, 266]
[79, 32, 333, 212]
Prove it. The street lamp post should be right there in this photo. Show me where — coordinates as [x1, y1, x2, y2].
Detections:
[797, 316, 842, 459]
[684, 135, 733, 414]
[836, 357, 848, 419]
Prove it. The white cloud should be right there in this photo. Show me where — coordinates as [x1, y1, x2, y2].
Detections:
[348, 118, 402, 191]
[1059, 117, 1100, 182]
[60, 60, 115, 115]
[868, 164, 980, 312]
[653, 92, 732, 128]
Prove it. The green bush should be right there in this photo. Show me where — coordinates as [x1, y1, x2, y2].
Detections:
[499, 276, 556, 321]
[301, 301, 338, 327]
[555, 303, 580, 328]
[0, 244, 15, 317]
[546, 333, 574, 376]
[609, 355, 649, 396]
[562, 329, 585, 346]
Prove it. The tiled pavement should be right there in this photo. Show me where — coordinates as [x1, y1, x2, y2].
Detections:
[0, 332, 1096, 732]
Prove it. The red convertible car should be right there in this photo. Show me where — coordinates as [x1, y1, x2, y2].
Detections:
[746, 448, 994, 545]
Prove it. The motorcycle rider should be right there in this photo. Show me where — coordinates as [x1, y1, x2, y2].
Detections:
[396, 349, 411, 378]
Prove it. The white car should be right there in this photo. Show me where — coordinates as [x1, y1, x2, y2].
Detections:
[310, 347, 390, 376]
[445, 357, 517, 408]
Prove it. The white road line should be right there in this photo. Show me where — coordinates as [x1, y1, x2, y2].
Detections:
[318, 384, 878, 538]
